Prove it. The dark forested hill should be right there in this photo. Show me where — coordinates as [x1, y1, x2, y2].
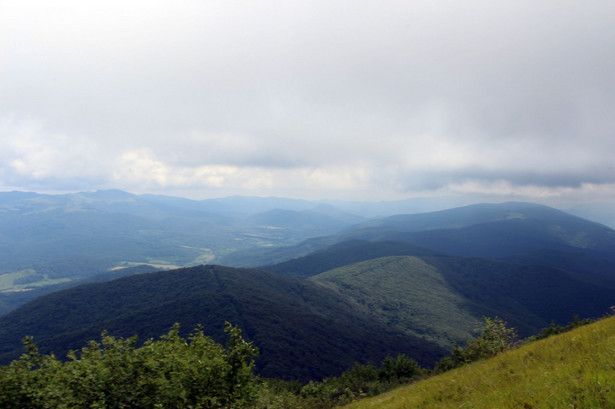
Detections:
[0, 265, 445, 381]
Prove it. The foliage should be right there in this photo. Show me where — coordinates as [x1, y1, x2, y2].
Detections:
[0, 314, 607, 409]
[525, 315, 594, 342]
[0, 326, 425, 409]
[0, 323, 258, 409]
[296, 354, 424, 408]
[311, 256, 486, 350]
[435, 316, 517, 371]
[461, 316, 518, 361]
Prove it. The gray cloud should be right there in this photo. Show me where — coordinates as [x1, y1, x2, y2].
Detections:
[1, 0, 615, 203]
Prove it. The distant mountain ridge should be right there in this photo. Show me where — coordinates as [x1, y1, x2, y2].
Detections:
[2, 196, 615, 382]
[230, 201, 615, 268]
[0, 190, 366, 314]
[261, 240, 440, 278]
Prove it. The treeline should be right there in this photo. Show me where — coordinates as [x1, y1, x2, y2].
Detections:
[525, 315, 594, 342]
[262, 354, 424, 409]
[0, 316, 597, 409]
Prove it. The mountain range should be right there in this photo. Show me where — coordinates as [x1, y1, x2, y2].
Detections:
[0, 190, 365, 314]
[1, 192, 615, 381]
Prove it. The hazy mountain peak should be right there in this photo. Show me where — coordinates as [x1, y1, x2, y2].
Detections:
[81, 189, 137, 201]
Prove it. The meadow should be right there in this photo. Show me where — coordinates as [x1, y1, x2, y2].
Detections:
[343, 315, 615, 408]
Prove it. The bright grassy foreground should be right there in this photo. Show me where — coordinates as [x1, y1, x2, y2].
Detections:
[343, 316, 615, 409]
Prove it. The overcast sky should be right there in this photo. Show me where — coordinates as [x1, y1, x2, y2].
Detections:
[1, 0, 614, 203]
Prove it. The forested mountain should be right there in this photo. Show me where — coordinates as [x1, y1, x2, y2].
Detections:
[2, 251, 614, 381]
[3, 192, 615, 385]
[0, 265, 445, 381]
[0, 191, 361, 278]
[0, 265, 158, 317]
[310, 255, 615, 348]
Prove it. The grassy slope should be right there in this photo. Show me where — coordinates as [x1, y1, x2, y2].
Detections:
[343, 316, 615, 409]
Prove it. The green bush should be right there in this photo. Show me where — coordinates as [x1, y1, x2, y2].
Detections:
[435, 316, 517, 371]
[0, 323, 258, 409]
[297, 355, 423, 408]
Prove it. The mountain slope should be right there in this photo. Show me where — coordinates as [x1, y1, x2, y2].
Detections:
[368, 202, 615, 261]
[311, 256, 482, 347]
[310, 255, 615, 348]
[344, 316, 615, 409]
[0, 265, 158, 316]
[0, 265, 446, 381]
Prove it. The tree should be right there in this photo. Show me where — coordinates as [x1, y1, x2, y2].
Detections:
[464, 316, 518, 361]
[435, 316, 518, 370]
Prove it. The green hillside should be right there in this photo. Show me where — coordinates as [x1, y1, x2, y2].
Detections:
[311, 255, 615, 348]
[343, 315, 615, 409]
[4, 255, 612, 381]
[311, 256, 481, 348]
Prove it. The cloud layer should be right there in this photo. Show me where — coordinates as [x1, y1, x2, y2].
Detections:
[2, 0, 615, 202]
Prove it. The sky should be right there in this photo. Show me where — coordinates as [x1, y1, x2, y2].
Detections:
[1, 0, 614, 203]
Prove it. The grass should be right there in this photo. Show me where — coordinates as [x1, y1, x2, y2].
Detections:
[342, 315, 615, 409]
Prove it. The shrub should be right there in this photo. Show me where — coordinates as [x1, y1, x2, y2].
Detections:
[0, 323, 258, 409]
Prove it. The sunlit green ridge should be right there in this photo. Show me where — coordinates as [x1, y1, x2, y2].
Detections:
[312, 256, 481, 348]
